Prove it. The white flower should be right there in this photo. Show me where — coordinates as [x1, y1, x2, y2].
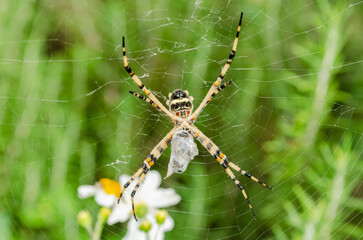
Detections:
[108, 171, 181, 224]
[123, 213, 174, 240]
[77, 170, 181, 240]
[78, 178, 119, 208]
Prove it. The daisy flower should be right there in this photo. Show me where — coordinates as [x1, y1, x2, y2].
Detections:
[78, 170, 181, 240]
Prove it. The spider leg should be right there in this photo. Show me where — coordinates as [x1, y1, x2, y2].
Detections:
[122, 37, 181, 122]
[131, 171, 147, 221]
[190, 125, 271, 218]
[118, 127, 181, 221]
[228, 162, 272, 190]
[118, 167, 143, 201]
[189, 12, 243, 121]
[208, 80, 233, 103]
[129, 91, 162, 113]
[217, 80, 233, 92]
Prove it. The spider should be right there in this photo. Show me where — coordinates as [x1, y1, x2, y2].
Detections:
[118, 12, 271, 221]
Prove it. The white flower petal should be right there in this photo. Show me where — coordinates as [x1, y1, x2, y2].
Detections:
[122, 218, 145, 240]
[95, 189, 117, 208]
[141, 170, 161, 192]
[77, 185, 96, 199]
[147, 188, 181, 208]
[160, 215, 174, 231]
[119, 174, 132, 186]
[149, 215, 174, 240]
[107, 201, 131, 225]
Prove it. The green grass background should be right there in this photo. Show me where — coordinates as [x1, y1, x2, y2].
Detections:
[1, 0, 362, 239]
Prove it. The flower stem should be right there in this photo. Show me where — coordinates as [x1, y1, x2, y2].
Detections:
[93, 216, 105, 240]
[85, 226, 93, 239]
[153, 226, 161, 240]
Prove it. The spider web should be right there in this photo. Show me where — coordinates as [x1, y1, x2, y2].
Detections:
[1, 0, 363, 239]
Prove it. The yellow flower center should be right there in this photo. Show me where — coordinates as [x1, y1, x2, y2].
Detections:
[155, 209, 168, 225]
[139, 219, 152, 232]
[99, 178, 121, 197]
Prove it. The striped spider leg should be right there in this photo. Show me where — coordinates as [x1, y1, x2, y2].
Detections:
[129, 91, 162, 112]
[122, 37, 183, 123]
[188, 12, 243, 122]
[189, 125, 271, 218]
[118, 126, 182, 221]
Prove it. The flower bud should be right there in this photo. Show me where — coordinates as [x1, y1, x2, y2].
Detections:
[135, 202, 148, 219]
[155, 209, 168, 225]
[77, 210, 92, 229]
[139, 219, 152, 232]
[98, 207, 111, 221]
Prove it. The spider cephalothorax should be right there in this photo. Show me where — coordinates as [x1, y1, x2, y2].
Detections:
[166, 89, 194, 118]
[120, 12, 272, 222]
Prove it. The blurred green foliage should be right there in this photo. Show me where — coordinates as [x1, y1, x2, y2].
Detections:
[0, 0, 362, 239]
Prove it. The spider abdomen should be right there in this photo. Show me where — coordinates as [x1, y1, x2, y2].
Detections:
[165, 130, 198, 178]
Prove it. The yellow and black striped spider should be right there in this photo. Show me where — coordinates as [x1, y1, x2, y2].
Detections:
[118, 12, 271, 221]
